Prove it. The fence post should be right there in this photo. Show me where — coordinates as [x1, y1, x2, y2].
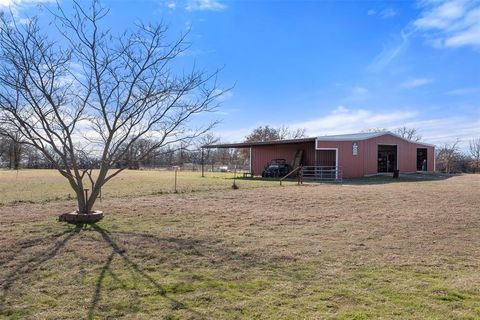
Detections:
[201, 148, 205, 178]
[232, 165, 238, 189]
[174, 167, 178, 193]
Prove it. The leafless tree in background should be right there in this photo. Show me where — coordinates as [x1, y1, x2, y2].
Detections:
[436, 140, 461, 173]
[277, 126, 307, 140]
[244, 126, 281, 142]
[395, 126, 422, 142]
[468, 138, 480, 173]
[362, 127, 422, 142]
[198, 133, 220, 171]
[0, 131, 23, 169]
[0, 1, 225, 214]
[244, 125, 307, 142]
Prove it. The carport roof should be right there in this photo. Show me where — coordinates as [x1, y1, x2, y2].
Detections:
[202, 131, 435, 148]
[315, 132, 388, 141]
[202, 137, 316, 148]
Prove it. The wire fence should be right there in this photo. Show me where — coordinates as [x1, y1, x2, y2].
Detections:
[0, 168, 295, 206]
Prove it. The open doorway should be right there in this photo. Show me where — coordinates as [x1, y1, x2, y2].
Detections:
[315, 148, 338, 180]
[417, 148, 428, 171]
[316, 149, 337, 166]
[378, 145, 397, 173]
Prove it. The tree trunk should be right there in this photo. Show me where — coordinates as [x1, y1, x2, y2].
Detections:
[9, 141, 14, 170]
[74, 187, 88, 214]
[87, 185, 101, 214]
[83, 165, 109, 214]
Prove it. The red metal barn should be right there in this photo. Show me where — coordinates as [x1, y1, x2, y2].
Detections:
[203, 132, 435, 179]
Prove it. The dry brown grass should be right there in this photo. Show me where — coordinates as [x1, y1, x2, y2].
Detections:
[0, 169, 294, 205]
[0, 174, 479, 319]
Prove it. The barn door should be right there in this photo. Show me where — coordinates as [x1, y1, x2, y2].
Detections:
[378, 145, 397, 173]
[316, 150, 336, 166]
[417, 148, 427, 171]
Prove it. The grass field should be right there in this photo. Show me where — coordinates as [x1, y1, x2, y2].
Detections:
[0, 171, 479, 319]
[0, 169, 295, 205]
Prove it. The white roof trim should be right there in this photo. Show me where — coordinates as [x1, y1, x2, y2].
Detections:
[316, 131, 435, 147]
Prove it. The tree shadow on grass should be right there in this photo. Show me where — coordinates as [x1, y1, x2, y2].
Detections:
[87, 224, 205, 319]
[0, 224, 82, 305]
[0, 228, 78, 268]
[1, 222, 268, 319]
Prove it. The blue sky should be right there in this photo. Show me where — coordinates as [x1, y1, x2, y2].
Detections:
[2, 0, 480, 148]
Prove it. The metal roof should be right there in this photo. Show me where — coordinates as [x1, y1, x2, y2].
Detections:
[316, 132, 389, 141]
[202, 137, 316, 148]
[202, 131, 435, 148]
[315, 131, 435, 147]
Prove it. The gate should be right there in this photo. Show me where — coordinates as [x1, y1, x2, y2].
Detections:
[300, 166, 343, 183]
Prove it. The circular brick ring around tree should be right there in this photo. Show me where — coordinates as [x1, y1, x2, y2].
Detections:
[59, 210, 104, 223]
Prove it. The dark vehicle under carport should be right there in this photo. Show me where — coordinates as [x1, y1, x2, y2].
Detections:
[262, 159, 291, 178]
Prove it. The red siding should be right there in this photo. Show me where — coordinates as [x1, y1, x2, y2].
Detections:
[316, 134, 435, 178]
[316, 150, 336, 166]
[251, 142, 315, 175]
[249, 134, 435, 178]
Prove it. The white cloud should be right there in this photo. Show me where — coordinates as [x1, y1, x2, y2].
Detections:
[446, 87, 480, 95]
[414, 0, 480, 48]
[185, 0, 226, 12]
[415, 1, 465, 29]
[0, 0, 53, 7]
[381, 8, 397, 18]
[352, 86, 368, 95]
[300, 106, 480, 149]
[0, 0, 55, 15]
[214, 89, 233, 103]
[370, 1, 480, 70]
[213, 105, 480, 149]
[401, 115, 480, 149]
[213, 127, 251, 143]
[215, 106, 417, 142]
[178, 48, 216, 57]
[367, 7, 397, 18]
[286, 106, 418, 137]
[400, 78, 434, 88]
[166, 2, 176, 9]
[368, 31, 411, 71]
[212, 106, 401, 142]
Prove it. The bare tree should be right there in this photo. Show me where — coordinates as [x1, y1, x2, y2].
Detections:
[0, 135, 8, 167]
[198, 133, 220, 171]
[0, 131, 23, 169]
[277, 125, 307, 140]
[241, 126, 306, 166]
[245, 125, 307, 142]
[0, 2, 225, 214]
[436, 140, 461, 173]
[245, 126, 281, 142]
[216, 148, 239, 166]
[395, 126, 422, 142]
[469, 138, 480, 173]
[115, 138, 157, 169]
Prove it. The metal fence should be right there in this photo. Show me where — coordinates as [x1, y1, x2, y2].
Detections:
[299, 166, 343, 183]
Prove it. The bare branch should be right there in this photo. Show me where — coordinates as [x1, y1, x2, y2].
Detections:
[0, 2, 225, 213]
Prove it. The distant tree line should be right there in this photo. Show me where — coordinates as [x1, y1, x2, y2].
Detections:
[244, 125, 307, 142]
[436, 139, 480, 174]
[0, 130, 245, 171]
[1, 126, 479, 173]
